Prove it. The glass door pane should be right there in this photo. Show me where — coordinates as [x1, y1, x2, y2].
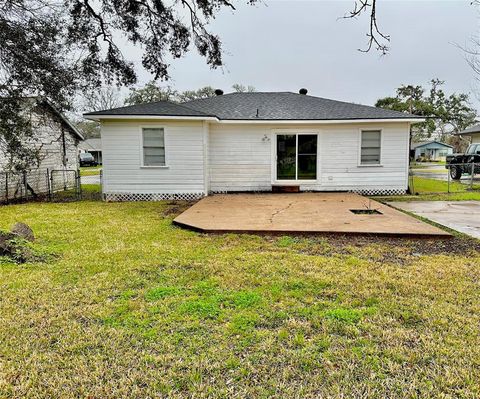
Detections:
[298, 135, 317, 179]
[277, 135, 296, 180]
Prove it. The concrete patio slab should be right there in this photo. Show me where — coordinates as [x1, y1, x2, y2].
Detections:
[173, 193, 450, 237]
[389, 201, 480, 239]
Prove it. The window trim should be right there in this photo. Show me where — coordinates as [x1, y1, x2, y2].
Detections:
[139, 125, 169, 168]
[358, 129, 383, 167]
[271, 130, 320, 183]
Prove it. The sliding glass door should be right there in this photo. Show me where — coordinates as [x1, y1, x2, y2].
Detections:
[276, 134, 317, 180]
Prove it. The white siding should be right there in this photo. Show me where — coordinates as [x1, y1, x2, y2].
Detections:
[209, 122, 410, 193]
[101, 120, 410, 197]
[101, 120, 205, 195]
[318, 124, 409, 192]
[209, 124, 272, 191]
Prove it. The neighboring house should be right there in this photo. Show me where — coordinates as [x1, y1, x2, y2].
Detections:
[0, 97, 84, 171]
[79, 138, 102, 164]
[411, 141, 453, 161]
[456, 124, 480, 143]
[84, 90, 423, 201]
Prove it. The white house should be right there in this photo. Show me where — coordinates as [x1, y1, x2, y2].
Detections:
[84, 90, 423, 201]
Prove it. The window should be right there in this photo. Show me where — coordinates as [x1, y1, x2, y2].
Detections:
[360, 130, 381, 165]
[276, 134, 317, 180]
[142, 128, 165, 166]
[297, 135, 317, 179]
[467, 144, 478, 155]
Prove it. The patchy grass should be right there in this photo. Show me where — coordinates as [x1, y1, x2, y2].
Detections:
[0, 201, 479, 398]
[376, 176, 480, 202]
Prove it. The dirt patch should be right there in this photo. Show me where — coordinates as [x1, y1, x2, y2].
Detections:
[264, 234, 480, 266]
[162, 201, 197, 217]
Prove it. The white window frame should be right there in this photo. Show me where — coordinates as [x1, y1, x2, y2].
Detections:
[271, 129, 320, 183]
[358, 128, 383, 167]
[139, 125, 169, 168]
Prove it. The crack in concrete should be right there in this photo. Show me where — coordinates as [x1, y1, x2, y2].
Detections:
[269, 202, 294, 224]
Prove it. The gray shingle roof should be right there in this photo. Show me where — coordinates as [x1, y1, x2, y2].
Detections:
[457, 124, 480, 135]
[79, 138, 102, 150]
[182, 92, 420, 120]
[411, 140, 453, 150]
[84, 92, 422, 121]
[84, 100, 213, 117]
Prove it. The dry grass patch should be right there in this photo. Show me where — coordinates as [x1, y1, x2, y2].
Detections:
[0, 201, 479, 398]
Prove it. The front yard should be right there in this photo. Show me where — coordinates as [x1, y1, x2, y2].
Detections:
[1, 201, 480, 397]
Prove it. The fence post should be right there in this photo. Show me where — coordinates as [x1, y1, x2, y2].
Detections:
[471, 162, 475, 190]
[50, 170, 54, 201]
[77, 169, 82, 200]
[23, 171, 28, 201]
[408, 168, 414, 194]
[447, 165, 450, 194]
[46, 169, 51, 201]
[100, 169, 103, 200]
[5, 172, 8, 203]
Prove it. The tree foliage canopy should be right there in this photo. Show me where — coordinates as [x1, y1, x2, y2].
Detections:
[124, 83, 256, 106]
[376, 79, 477, 142]
[0, 0, 256, 169]
[3, 0, 468, 170]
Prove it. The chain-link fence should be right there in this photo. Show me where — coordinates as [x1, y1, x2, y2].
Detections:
[409, 162, 480, 195]
[0, 168, 102, 204]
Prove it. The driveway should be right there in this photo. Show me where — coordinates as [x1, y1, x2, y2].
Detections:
[174, 193, 449, 237]
[80, 174, 101, 185]
[389, 201, 480, 239]
[411, 164, 449, 181]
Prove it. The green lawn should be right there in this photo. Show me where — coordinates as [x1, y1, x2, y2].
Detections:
[80, 166, 102, 176]
[1, 201, 480, 397]
[377, 176, 480, 202]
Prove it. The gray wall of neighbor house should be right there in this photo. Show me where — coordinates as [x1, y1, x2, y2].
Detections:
[0, 112, 79, 171]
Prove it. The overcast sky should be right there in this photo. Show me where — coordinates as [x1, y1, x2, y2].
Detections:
[129, 0, 480, 112]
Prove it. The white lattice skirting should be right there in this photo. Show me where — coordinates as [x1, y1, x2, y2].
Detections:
[104, 189, 405, 202]
[354, 189, 406, 196]
[104, 192, 205, 202]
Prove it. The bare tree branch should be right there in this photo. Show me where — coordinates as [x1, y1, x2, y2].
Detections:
[343, 0, 390, 54]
